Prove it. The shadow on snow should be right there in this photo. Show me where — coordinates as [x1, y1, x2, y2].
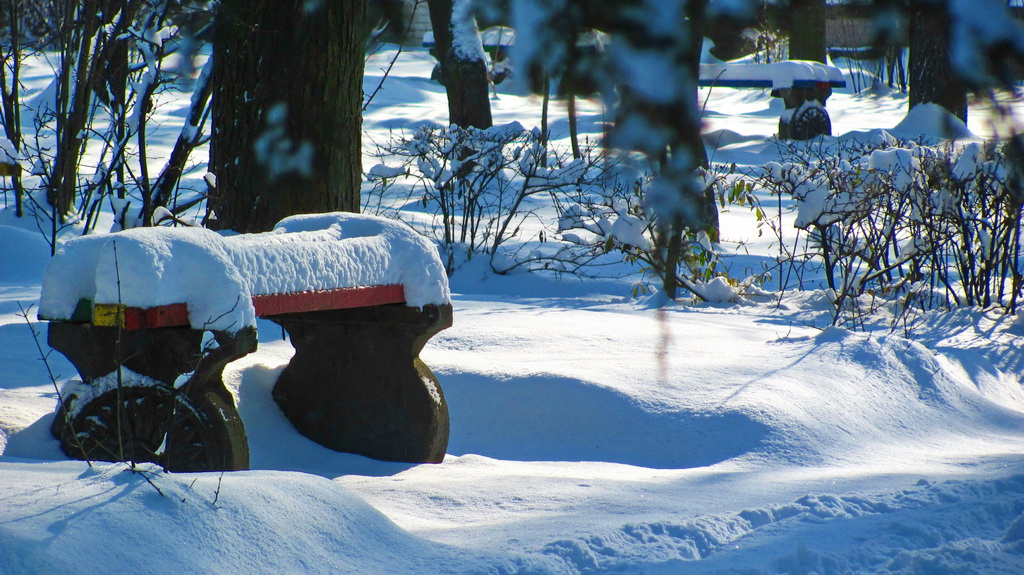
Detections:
[442, 372, 769, 469]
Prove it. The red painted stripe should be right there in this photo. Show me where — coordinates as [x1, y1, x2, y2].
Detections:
[123, 303, 189, 330]
[113, 284, 407, 330]
[253, 285, 406, 317]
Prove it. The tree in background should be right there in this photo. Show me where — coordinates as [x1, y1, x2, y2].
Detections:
[206, 0, 367, 233]
[0, 0, 27, 218]
[789, 0, 826, 63]
[503, 0, 727, 299]
[874, 0, 1024, 125]
[907, 0, 966, 122]
[425, 0, 492, 129]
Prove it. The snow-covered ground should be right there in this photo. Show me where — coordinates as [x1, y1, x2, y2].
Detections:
[2, 45, 1024, 574]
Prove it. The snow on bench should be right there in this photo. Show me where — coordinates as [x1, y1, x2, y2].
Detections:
[698, 60, 846, 91]
[39, 212, 449, 332]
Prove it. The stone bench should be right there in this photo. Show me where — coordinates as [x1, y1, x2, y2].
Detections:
[699, 60, 847, 140]
[39, 213, 452, 472]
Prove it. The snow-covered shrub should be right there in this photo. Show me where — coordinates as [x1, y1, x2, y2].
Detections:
[747, 137, 1024, 326]
[367, 122, 610, 274]
[556, 166, 752, 302]
[752, 24, 787, 65]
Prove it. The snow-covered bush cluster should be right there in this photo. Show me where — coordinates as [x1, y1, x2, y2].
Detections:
[368, 123, 751, 301]
[744, 135, 1024, 327]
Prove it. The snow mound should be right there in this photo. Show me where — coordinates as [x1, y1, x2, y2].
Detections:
[701, 128, 765, 148]
[0, 225, 50, 283]
[891, 103, 977, 141]
[740, 326, 1024, 466]
[0, 462, 537, 575]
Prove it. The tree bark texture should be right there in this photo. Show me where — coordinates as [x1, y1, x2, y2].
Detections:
[908, 1, 966, 122]
[789, 0, 826, 63]
[208, 0, 367, 233]
[426, 0, 492, 129]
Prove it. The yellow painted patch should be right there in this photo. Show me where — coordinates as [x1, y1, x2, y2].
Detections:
[93, 303, 126, 328]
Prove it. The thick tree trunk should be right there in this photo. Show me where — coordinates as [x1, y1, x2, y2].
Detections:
[789, 0, 826, 63]
[908, 1, 966, 122]
[426, 0, 492, 129]
[657, 0, 716, 298]
[208, 0, 367, 233]
[685, 0, 709, 171]
[682, 0, 717, 241]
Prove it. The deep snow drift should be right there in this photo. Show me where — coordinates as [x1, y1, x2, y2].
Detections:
[2, 45, 1024, 574]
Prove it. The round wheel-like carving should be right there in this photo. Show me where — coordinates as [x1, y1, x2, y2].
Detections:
[788, 102, 831, 140]
[56, 385, 248, 472]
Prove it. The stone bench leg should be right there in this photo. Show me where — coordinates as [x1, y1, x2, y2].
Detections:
[776, 86, 833, 140]
[47, 322, 256, 472]
[270, 303, 453, 463]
